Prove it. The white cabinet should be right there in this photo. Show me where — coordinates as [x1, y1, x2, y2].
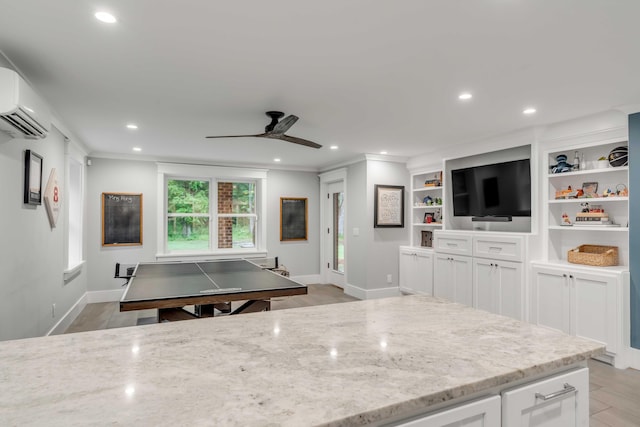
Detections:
[394, 395, 500, 427]
[473, 258, 524, 320]
[502, 367, 589, 427]
[399, 246, 434, 295]
[434, 231, 526, 319]
[433, 253, 473, 306]
[531, 262, 627, 367]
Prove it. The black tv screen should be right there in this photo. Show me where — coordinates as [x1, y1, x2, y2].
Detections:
[451, 159, 531, 218]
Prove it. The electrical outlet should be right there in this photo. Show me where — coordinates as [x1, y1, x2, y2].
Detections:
[52, 303, 56, 318]
[386, 274, 392, 284]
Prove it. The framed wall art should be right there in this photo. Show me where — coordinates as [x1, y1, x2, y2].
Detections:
[102, 192, 143, 246]
[24, 149, 43, 205]
[280, 197, 308, 241]
[374, 184, 404, 228]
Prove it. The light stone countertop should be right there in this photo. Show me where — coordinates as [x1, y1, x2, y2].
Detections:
[0, 295, 603, 426]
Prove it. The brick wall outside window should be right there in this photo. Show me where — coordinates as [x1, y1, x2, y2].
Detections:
[218, 182, 233, 248]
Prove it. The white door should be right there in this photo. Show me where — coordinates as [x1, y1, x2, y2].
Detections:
[324, 180, 345, 287]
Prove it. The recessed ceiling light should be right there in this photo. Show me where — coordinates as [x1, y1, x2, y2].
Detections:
[132, 147, 142, 152]
[380, 151, 388, 155]
[458, 93, 472, 100]
[330, 145, 339, 150]
[126, 124, 138, 129]
[95, 12, 117, 23]
[523, 107, 537, 115]
[274, 158, 281, 162]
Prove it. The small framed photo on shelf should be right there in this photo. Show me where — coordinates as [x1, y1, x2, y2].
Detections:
[421, 230, 433, 247]
[581, 182, 598, 197]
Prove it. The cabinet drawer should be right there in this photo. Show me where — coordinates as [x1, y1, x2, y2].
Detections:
[433, 233, 472, 256]
[502, 367, 589, 426]
[473, 235, 523, 262]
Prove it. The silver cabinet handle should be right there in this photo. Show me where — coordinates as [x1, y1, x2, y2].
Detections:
[535, 383, 576, 401]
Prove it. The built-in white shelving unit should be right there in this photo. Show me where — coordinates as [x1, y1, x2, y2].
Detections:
[409, 170, 444, 248]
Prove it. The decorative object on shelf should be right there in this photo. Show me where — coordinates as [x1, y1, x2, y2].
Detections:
[24, 149, 43, 205]
[420, 230, 433, 247]
[572, 151, 581, 171]
[581, 182, 598, 197]
[423, 195, 433, 205]
[616, 183, 628, 197]
[374, 184, 404, 228]
[424, 212, 434, 224]
[435, 197, 442, 205]
[555, 185, 578, 199]
[575, 203, 611, 225]
[608, 146, 628, 167]
[550, 154, 573, 174]
[561, 212, 572, 226]
[597, 157, 609, 169]
[423, 172, 442, 187]
[567, 245, 618, 267]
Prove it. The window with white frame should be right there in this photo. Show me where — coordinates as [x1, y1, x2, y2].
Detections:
[158, 163, 267, 256]
[66, 154, 84, 271]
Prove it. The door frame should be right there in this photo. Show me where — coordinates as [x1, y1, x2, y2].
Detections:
[319, 168, 347, 286]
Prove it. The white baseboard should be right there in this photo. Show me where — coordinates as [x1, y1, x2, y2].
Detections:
[46, 293, 88, 336]
[291, 274, 322, 285]
[344, 283, 401, 300]
[87, 289, 125, 303]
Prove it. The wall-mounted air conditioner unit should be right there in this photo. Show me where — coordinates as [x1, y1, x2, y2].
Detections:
[0, 67, 51, 139]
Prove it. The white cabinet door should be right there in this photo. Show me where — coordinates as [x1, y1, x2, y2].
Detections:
[434, 254, 472, 306]
[572, 271, 618, 354]
[400, 248, 434, 295]
[531, 265, 571, 334]
[395, 395, 500, 427]
[474, 259, 523, 320]
[502, 368, 589, 427]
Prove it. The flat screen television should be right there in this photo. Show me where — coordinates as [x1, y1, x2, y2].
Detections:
[450, 159, 531, 221]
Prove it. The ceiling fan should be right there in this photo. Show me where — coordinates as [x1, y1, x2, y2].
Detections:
[206, 111, 322, 149]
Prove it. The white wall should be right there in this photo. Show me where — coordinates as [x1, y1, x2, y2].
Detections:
[366, 159, 410, 291]
[345, 160, 368, 290]
[85, 158, 159, 293]
[266, 169, 320, 277]
[0, 127, 87, 341]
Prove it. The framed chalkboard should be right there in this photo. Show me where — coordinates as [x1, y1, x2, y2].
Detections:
[280, 197, 307, 241]
[102, 192, 143, 246]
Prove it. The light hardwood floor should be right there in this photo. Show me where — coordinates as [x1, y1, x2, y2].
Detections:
[64, 285, 640, 426]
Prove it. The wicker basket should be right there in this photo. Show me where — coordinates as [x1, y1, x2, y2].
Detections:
[567, 245, 618, 267]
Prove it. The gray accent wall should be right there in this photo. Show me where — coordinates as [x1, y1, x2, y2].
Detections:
[0, 128, 87, 341]
[629, 112, 639, 349]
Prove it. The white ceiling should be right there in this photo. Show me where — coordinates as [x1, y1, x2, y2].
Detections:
[1, 1, 639, 171]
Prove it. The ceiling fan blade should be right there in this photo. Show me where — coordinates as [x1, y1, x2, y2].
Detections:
[271, 115, 298, 134]
[273, 134, 322, 149]
[205, 134, 262, 139]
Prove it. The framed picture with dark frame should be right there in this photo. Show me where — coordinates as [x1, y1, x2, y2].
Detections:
[374, 184, 404, 228]
[102, 192, 143, 246]
[280, 197, 308, 241]
[24, 149, 43, 205]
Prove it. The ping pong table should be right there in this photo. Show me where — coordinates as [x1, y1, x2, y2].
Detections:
[120, 258, 307, 322]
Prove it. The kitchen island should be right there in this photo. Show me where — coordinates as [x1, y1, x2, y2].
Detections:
[0, 295, 603, 426]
